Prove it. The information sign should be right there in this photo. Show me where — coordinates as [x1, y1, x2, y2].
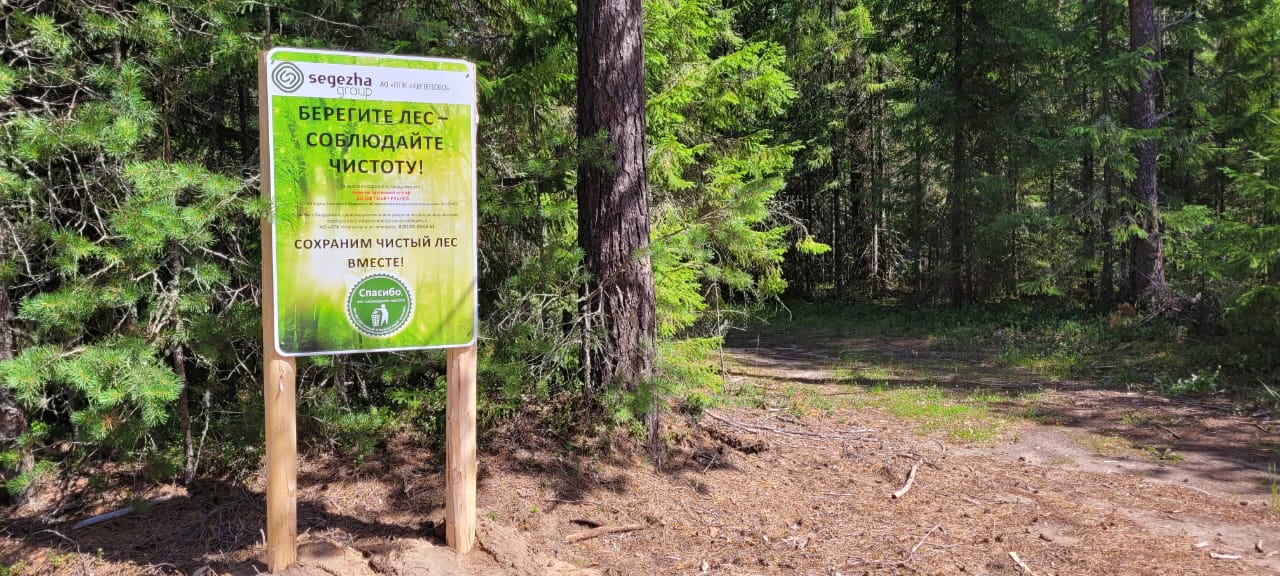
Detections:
[263, 48, 477, 355]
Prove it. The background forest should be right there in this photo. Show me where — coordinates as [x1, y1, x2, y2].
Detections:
[1, 0, 1278, 495]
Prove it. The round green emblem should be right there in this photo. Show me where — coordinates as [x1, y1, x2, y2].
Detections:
[346, 273, 414, 338]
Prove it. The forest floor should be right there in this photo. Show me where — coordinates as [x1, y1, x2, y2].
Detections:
[4, 312, 1280, 575]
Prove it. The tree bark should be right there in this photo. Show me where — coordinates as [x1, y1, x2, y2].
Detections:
[833, 162, 843, 298]
[1127, 0, 1167, 300]
[1082, 112, 1096, 296]
[0, 237, 12, 364]
[576, 0, 656, 395]
[870, 60, 886, 296]
[0, 232, 30, 501]
[175, 345, 194, 484]
[949, 0, 968, 306]
[1099, 1, 1116, 305]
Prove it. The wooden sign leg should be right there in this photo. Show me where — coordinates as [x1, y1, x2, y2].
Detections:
[445, 344, 478, 553]
[261, 220, 297, 572]
[259, 51, 298, 573]
[263, 348, 297, 571]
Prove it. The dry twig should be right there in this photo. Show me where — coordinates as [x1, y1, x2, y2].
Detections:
[1009, 551, 1035, 575]
[1155, 424, 1182, 440]
[704, 410, 872, 441]
[892, 460, 921, 499]
[565, 524, 646, 543]
[904, 524, 943, 563]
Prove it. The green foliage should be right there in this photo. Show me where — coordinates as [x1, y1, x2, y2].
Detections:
[1, 0, 1277, 492]
[1, 339, 181, 447]
[0, 0, 265, 482]
[647, 0, 799, 334]
[1152, 366, 1221, 397]
[4, 459, 54, 496]
[310, 402, 396, 462]
[656, 337, 724, 414]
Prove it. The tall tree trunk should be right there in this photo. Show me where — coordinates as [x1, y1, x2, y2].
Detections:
[1082, 101, 1097, 296]
[0, 237, 12, 365]
[949, 0, 968, 306]
[0, 233, 30, 501]
[576, 0, 656, 396]
[912, 148, 925, 299]
[832, 163, 843, 298]
[871, 60, 886, 296]
[164, 253, 195, 484]
[1099, 0, 1116, 305]
[911, 65, 926, 301]
[1127, 0, 1166, 300]
[174, 345, 194, 484]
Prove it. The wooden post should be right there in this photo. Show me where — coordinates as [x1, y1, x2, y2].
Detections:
[259, 52, 298, 573]
[445, 344, 478, 553]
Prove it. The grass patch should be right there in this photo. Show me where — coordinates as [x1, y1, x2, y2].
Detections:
[1009, 398, 1073, 425]
[1119, 410, 1178, 427]
[1136, 444, 1184, 463]
[837, 364, 900, 382]
[779, 385, 834, 417]
[866, 386, 1003, 442]
[1079, 433, 1132, 457]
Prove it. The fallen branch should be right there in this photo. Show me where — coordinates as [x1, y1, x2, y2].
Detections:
[72, 495, 177, 531]
[544, 497, 624, 515]
[1209, 552, 1241, 560]
[904, 524, 943, 562]
[704, 410, 873, 442]
[36, 529, 79, 549]
[1009, 551, 1035, 575]
[1155, 424, 1182, 440]
[892, 460, 921, 499]
[565, 524, 645, 543]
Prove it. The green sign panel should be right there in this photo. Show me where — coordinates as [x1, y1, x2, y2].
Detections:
[264, 48, 477, 356]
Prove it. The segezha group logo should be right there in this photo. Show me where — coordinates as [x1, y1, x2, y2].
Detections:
[271, 62, 305, 93]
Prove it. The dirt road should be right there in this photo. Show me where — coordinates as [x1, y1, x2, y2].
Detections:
[488, 328, 1280, 574]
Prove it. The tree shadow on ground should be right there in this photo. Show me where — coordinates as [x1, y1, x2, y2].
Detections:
[724, 328, 1280, 501]
[0, 436, 462, 575]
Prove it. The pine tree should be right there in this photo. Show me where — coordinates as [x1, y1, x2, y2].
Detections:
[1126, 0, 1167, 300]
[576, 0, 657, 397]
